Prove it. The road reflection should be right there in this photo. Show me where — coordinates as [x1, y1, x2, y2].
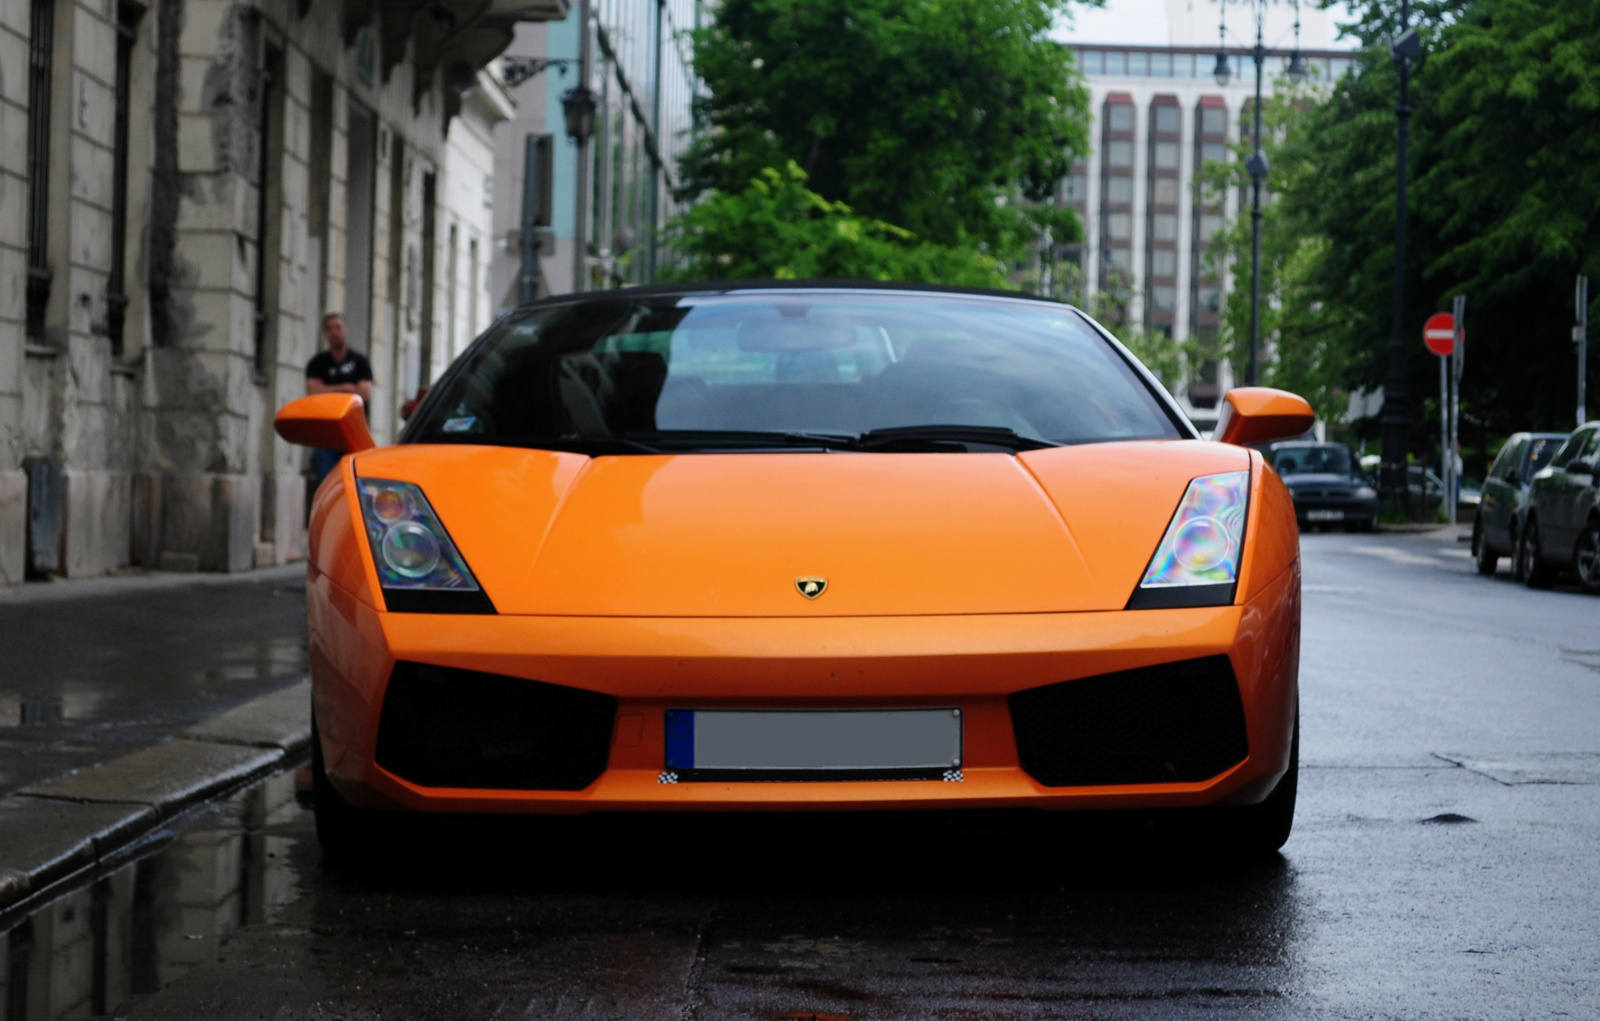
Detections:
[0, 770, 303, 1019]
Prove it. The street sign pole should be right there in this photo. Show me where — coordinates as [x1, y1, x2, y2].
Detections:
[1451, 294, 1465, 524]
[1423, 311, 1456, 525]
[1577, 275, 1589, 428]
[1439, 351, 1449, 522]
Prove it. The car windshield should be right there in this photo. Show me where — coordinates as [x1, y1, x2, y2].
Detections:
[1527, 437, 1563, 473]
[1270, 444, 1352, 476]
[404, 290, 1185, 451]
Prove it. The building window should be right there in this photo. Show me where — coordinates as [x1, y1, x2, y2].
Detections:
[1150, 250, 1177, 277]
[1151, 177, 1178, 205]
[1105, 50, 1126, 76]
[26, 0, 55, 338]
[1197, 287, 1223, 314]
[1105, 247, 1131, 269]
[1107, 105, 1134, 132]
[1151, 214, 1178, 242]
[1154, 141, 1180, 170]
[1150, 52, 1172, 77]
[1201, 107, 1227, 135]
[1106, 176, 1133, 203]
[1106, 213, 1132, 241]
[107, 0, 143, 355]
[1128, 51, 1149, 76]
[1154, 106, 1180, 134]
[1199, 214, 1226, 241]
[1197, 179, 1224, 206]
[1064, 173, 1087, 202]
[1079, 50, 1104, 75]
[1201, 142, 1228, 165]
[1107, 140, 1134, 168]
[1151, 286, 1176, 312]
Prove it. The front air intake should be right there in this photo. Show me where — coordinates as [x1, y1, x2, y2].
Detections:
[376, 662, 616, 790]
[1009, 655, 1249, 786]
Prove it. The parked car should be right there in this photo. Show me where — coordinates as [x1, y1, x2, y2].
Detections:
[1264, 441, 1379, 530]
[1518, 422, 1600, 591]
[1472, 431, 1568, 576]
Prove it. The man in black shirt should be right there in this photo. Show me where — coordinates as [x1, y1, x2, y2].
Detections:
[304, 313, 374, 486]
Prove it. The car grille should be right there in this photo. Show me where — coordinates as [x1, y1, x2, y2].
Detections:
[1009, 655, 1249, 786]
[376, 662, 616, 791]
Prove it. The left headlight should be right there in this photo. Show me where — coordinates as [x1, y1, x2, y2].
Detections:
[355, 477, 494, 613]
[1127, 471, 1249, 609]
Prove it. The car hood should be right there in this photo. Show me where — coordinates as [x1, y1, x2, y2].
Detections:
[351, 440, 1251, 616]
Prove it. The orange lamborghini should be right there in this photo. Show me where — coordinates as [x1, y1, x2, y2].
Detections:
[275, 282, 1313, 856]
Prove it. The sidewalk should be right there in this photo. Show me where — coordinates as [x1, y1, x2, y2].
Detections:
[0, 564, 308, 798]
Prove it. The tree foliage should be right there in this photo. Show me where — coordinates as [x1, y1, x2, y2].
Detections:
[1204, 0, 1600, 457]
[679, 0, 1092, 261]
[660, 162, 1010, 287]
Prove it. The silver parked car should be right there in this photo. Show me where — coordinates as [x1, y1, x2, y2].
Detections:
[1472, 431, 1568, 577]
[1517, 423, 1600, 591]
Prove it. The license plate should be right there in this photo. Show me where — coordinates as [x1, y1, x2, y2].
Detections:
[1306, 509, 1345, 521]
[664, 709, 962, 781]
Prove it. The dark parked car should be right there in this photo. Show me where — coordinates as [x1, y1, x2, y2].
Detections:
[1518, 422, 1600, 591]
[1472, 431, 1567, 576]
[1264, 442, 1379, 531]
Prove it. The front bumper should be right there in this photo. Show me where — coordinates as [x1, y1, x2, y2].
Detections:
[309, 563, 1300, 815]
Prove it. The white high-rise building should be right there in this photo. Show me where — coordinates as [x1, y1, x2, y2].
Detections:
[1057, 0, 1356, 425]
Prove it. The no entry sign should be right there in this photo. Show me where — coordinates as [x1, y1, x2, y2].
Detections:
[1424, 312, 1456, 356]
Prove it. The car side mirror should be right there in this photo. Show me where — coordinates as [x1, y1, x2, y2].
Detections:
[1214, 387, 1316, 446]
[274, 393, 376, 453]
[1567, 459, 1597, 477]
[1504, 469, 1519, 486]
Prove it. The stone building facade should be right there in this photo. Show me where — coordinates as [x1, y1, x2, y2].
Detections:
[0, 0, 556, 582]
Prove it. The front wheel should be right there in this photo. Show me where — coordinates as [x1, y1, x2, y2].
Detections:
[1574, 520, 1600, 593]
[311, 714, 377, 862]
[1472, 519, 1498, 576]
[1213, 709, 1298, 856]
[1519, 518, 1557, 590]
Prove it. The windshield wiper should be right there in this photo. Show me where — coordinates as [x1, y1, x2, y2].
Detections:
[626, 430, 859, 451]
[487, 435, 665, 455]
[855, 425, 1059, 451]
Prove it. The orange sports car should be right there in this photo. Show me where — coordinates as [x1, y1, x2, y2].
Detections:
[275, 282, 1313, 857]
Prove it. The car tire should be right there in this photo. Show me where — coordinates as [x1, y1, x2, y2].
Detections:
[1472, 519, 1498, 576]
[1211, 708, 1298, 856]
[311, 714, 376, 862]
[1574, 520, 1600, 593]
[1519, 517, 1557, 590]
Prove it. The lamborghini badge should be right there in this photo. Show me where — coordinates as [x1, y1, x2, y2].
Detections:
[795, 577, 828, 600]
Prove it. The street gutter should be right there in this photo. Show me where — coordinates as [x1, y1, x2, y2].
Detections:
[0, 679, 310, 922]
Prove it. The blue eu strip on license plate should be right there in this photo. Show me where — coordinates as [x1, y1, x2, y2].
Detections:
[663, 709, 962, 781]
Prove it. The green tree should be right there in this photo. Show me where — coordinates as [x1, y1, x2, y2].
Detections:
[660, 162, 1009, 287]
[1227, 0, 1600, 464]
[1197, 87, 1358, 423]
[679, 0, 1093, 262]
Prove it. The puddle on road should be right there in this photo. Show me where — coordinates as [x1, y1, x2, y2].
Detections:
[0, 768, 306, 1019]
[0, 637, 306, 730]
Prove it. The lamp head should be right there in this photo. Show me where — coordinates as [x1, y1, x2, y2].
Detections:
[1213, 51, 1233, 87]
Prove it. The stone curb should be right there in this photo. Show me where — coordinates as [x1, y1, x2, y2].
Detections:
[0, 678, 310, 917]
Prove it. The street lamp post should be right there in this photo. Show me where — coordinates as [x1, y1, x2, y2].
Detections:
[1215, 0, 1303, 389]
[1245, 7, 1268, 388]
[1385, 8, 1423, 516]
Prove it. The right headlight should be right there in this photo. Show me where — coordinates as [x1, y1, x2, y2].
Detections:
[355, 477, 494, 613]
[1127, 471, 1249, 609]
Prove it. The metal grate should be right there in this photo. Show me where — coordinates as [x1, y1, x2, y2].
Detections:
[1010, 655, 1249, 787]
[376, 662, 616, 791]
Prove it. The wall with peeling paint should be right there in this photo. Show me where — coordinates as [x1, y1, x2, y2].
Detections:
[0, 0, 545, 580]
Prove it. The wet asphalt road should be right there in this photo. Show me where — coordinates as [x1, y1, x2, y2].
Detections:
[0, 567, 310, 796]
[11, 529, 1600, 1019]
